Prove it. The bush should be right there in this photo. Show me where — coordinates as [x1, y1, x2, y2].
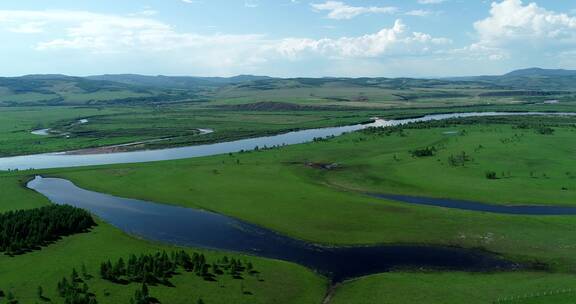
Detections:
[410, 147, 436, 157]
[485, 171, 498, 180]
[536, 127, 555, 135]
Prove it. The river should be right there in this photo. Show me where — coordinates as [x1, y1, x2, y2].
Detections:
[3, 111, 575, 170]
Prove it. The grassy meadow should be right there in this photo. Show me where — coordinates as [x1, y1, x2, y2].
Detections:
[0, 82, 575, 157]
[330, 272, 576, 304]
[33, 115, 575, 270]
[1, 110, 576, 303]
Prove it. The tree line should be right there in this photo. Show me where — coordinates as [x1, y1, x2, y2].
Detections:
[100, 250, 258, 286]
[3, 250, 259, 304]
[0, 205, 96, 255]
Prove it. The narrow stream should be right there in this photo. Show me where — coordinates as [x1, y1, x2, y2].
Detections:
[370, 194, 576, 215]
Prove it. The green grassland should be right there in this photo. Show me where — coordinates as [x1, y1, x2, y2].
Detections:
[2, 73, 576, 158]
[0, 106, 146, 156]
[2, 73, 576, 303]
[325, 116, 576, 206]
[330, 272, 576, 304]
[37, 115, 576, 271]
[0, 104, 387, 156]
[0, 175, 326, 304]
[2, 97, 576, 157]
[1, 114, 576, 303]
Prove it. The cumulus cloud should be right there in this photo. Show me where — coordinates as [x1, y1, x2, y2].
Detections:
[274, 20, 451, 58]
[0, 10, 260, 54]
[474, 0, 576, 46]
[311, 1, 398, 20]
[459, 0, 576, 62]
[0, 10, 452, 75]
[0, 10, 449, 58]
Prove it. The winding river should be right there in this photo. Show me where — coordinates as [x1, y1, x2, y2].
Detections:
[3, 111, 575, 171]
[28, 176, 516, 282]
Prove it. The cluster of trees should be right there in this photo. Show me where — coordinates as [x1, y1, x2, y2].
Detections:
[95, 92, 200, 106]
[130, 283, 154, 304]
[448, 151, 473, 167]
[129, 283, 208, 304]
[410, 147, 437, 157]
[361, 126, 406, 137]
[485, 171, 498, 180]
[0, 205, 96, 255]
[57, 268, 98, 304]
[100, 250, 257, 286]
[514, 123, 556, 135]
[536, 127, 555, 135]
[0, 289, 17, 304]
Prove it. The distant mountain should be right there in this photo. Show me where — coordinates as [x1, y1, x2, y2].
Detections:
[1, 69, 574, 107]
[86, 74, 274, 89]
[504, 68, 576, 77]
[0, 75, 197, 106]
[446, 68, 576, 91]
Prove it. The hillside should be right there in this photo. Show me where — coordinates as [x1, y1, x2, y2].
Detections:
[0, 75, 198, 106]
[505, 68, 576, 77]
[86, 74, 272, 89]
[448, 68, 576, 91]
[0, 69, 574, 107]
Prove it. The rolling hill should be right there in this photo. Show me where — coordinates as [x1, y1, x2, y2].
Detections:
[0, 68, 573, 106]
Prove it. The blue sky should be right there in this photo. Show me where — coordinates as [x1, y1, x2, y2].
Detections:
[0, 0, 575, 77]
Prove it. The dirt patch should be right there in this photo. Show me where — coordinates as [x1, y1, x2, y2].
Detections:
[66, 144, 145, 155]
[305, 162, 340, 170]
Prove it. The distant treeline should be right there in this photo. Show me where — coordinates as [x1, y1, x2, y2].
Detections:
[364, 116, 575, 132]
[478, 90, 569, 97]
[0, 205, 96, 255]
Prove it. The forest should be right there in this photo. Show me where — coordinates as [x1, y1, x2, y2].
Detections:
[0, 204, 96, 255]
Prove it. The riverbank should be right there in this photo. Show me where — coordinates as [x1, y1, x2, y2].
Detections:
[0, 175, 327, 304]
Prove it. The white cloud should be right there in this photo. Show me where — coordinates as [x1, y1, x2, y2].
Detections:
[274, 20, 451, 58]
[244, 0, 259, 8]
[456, 0, 576, 62]
[8, 22, 45, 33]
[405, 10, 434, 17]
[418, 0, 446, 4]
[448, 43, 509, 61]
[311, 1, 398, 20]
[474, 0, 576, 46]
[0, 10, 261, 58]
[0, 10, 452, 76]
[129, 6, 158, 17]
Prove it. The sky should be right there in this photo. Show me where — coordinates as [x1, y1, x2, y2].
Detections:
[0, 0, 575, 77]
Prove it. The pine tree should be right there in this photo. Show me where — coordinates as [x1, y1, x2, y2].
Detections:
[36, 286, 43, 299]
